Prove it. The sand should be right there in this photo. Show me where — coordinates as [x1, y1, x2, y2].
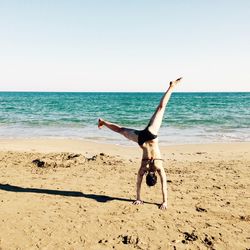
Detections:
[0, 139, 249, 249]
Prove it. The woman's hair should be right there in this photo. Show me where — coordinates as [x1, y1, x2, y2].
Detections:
[146, 172, 157, 187]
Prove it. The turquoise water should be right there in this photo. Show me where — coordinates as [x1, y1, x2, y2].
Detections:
[0, 92, 249, 145]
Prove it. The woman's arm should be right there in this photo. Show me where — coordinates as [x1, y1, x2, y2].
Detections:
[133, 167, 146, 205]
[158, 166, 168, 209]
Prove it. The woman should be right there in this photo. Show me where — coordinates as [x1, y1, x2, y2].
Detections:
[98, 77, 182, 209]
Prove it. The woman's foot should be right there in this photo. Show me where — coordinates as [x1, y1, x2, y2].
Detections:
[170, 77, 182, 88]
[98, 118, 105, 129]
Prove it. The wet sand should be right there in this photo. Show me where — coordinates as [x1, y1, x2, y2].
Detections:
[0, 139, 249, 249]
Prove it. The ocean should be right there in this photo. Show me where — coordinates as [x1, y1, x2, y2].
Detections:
[0, 92, 249, 145]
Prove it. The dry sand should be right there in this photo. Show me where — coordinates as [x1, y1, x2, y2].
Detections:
[0, 139, 249, 249]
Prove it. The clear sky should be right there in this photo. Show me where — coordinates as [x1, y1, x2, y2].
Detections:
[0, 0, 249, 92]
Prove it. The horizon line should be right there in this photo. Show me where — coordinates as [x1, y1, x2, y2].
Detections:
[0, 90, 249, 93]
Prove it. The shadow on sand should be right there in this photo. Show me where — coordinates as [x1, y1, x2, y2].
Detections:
[0, 183, 156, 205]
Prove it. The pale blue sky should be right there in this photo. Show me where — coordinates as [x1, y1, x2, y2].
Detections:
[0, 0, 249, 92]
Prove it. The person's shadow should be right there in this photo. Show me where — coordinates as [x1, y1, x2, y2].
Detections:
[0, 183, 156, 205]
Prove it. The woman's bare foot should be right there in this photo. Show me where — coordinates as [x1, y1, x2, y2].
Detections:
[98, 118, 105, 129]
[170, 77, 182, 88]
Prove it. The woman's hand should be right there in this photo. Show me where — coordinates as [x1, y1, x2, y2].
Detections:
[159, 202, 167, 210]
[132, 200, 144, 205]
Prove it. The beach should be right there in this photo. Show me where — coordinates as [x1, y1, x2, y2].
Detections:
[0, 139, 249, 249]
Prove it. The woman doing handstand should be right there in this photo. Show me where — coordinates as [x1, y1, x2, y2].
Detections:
[98, 77, 182, 210]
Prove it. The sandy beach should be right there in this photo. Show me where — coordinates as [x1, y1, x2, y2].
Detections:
[0, 139, 249, 249]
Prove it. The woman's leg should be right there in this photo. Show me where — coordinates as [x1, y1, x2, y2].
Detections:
[148, 77, 182, 135]
[98, 118, 122, 132]
[98, 118, 139, 143]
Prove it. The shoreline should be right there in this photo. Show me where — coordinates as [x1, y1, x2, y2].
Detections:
[1, 137, 250, 157]
[1, 125, 249, 146]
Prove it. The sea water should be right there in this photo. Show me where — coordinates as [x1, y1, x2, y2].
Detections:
[0, 92, 249, 145]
